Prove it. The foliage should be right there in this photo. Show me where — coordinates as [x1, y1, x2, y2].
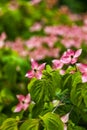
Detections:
[0, 1, 73, 40]
[1, 59, 87, 129]
[0, 0, 87, 130]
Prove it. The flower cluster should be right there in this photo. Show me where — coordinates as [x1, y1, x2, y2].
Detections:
[25, 49, 87, 83]
[14, 49, 87, 130]
[44, 25, 87, 48]
[1, 18, 87, 60]
[52, 49, 82, 75]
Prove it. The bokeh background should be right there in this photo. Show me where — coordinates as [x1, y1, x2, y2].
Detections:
[0, 0, 87, 128]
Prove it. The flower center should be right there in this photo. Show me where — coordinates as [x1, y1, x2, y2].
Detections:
[34, 69, 37, 72]
[22, 100, 25, 104]
[71, 55, 73, 58]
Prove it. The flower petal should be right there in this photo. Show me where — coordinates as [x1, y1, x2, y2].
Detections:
[71, 57, 77, 64]
[61, 113, 69, 123]
[22, 103, 29, 111]
[61, 56, 71, 64]
[82, 73, 87, 83]
[25, 94, 31, 103]
[52, 59, 63, 69]
[59, 69, 65, 75]
[66, 49, 74, 56]
[35, 71, 42, 79]
[16, 95, 25, 102]
[31, 58, 38, 70]
[74, 49, 82, 58]
[25, 70, 34, 79]
[38, 63, 46, 71]
[64, 124, 67, 130]
[76, 63, 87, 73]
[14, 103, 23, 112]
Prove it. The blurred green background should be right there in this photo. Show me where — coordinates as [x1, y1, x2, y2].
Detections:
[0, 0, 87, 40]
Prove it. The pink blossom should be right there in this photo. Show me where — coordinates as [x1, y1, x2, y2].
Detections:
[0, 32, 6, 41]
[60, 49, 82, 64]
[61, 38, 81, 48]
[46, 48, 59, 58]
[25, 36, 42, 49]
[44, 26, 66, 36]
[76, 63, 87, 83]
[30, 0, 41, 5]
[30, 22, 42, 32]
[28, 47, 47, 60]
[14, 94, 31, 112]
[52, 59, 63, 69]
[59, 69, 65, 75]
[44, 25, 87, 49]
[25, 59, 46, 79]
[61, 113, 69, 123]
[69, 14, 81, 22]
[28, 47, 59, 60]
[52, 60, 65, 75]
[64, 124, 67, 130]
[43, 35, 58, 48]
[61, 113, 69, 130]
[0, 32, 6, 48]
[84, 17, 87, 25]
[9, 1, 19, 10]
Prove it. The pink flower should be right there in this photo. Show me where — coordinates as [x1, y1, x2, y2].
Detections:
[52, 60, 65, 75]
[61, 113, 69, 123]
[64, 124, 67, 130]
[30, 0, 41, 5]
[61, 113, 69, 130]
[25, 36, 42, 49]
[0, 32, 7, 41]
[43, 35, 58, 48]
[59, 69, 65, 75]
[76, 63, 87, 83]
[14, 94, 31, 112]
[25, 59, 46, 79]
[0, 32, 7, 48]
[52, 59, 63, 69]
[60, 49, 82, 64]
[30, 22, 42, 32]
[28, 47, 47, 60]
[61, 38, 81, 48]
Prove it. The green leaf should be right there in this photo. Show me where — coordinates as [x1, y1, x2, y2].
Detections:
[0, 113, 7, 126]
[3, 61, 17, 85]
[45, 65, 52, 73]
[70, 83, 83, 107]
[68, 121, 86, 130]
[82, 83, 87, 107]
[40, 112, 64, 130]
[81, 110, 87, 122]
[50, 70, 62, 89]
[29, 79, 53, 103]
[30, 103, 44, 118]
[19, 119, 39, 130]
[0, 118, 18, 130]
[62, 74, 72, 90]
[70, 83, 87, 108]
[68, 125, 86, 130]
[28, 78, 37, 91]
[0, 88, 15, 105]
[72, 72, 82, 87]
[66, 66, 76, 74]
[29, 70, 62, 104]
